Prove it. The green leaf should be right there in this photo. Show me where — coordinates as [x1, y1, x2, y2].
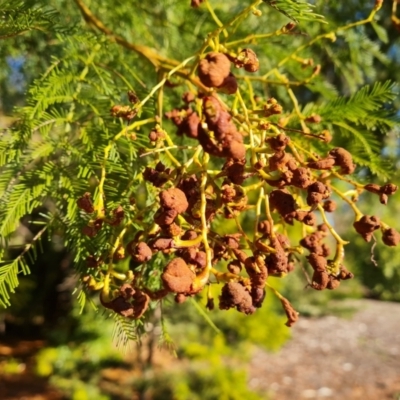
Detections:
[0, 258, 30, 307]
[112, 314, 140, 351]
[0, 0, 63, 39]
[314, 81, 399, 132]
[371, 22, 389, 44]
[263, 0, 326, 23]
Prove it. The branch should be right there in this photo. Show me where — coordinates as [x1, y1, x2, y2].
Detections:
[73, 0, 178, 68]
[72, 0, 208, 90]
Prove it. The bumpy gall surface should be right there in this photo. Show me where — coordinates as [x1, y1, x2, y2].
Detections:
[160, 188, 189, 214]
[382, 228, 400, 247]
[161, 258, 196, 293]
[219, 282, 255, 315]
[353, 215, 381, 242]
[198, 52, 231, 88]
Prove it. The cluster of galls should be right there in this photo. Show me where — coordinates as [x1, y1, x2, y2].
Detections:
[260, 134, 400, 248]
[109, 89, 139, 122]
[307, 147, 356, 174]
[137, 165, 301, 325]
[83, 49, 399, 326]
[163, 51, 259, 160]
[81, 145, 398, 323]
[166, 94, 246, 160]
[351, 183, 399, 246]
[101, 283, 150, 319]
[353, 214, 400, 246]
[301, 225, 353, 291]
[197, 50, 259, 95]
[137, 83, 399, 325]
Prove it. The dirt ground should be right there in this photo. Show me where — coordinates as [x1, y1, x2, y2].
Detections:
[0, 339, 63, 400]
[1, 299, 399, 399]
[249, 299, 400, 400]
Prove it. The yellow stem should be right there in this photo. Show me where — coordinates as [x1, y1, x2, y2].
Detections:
[205, 0, 228, 37]
[225, 29, 281, 47]
[243, 181, 264, 194]
[192, 153, 212, 290]
[317, 204, 348, 246]
[264, 186, 276, 238]
[173, 235, 204, 248]
[236, 89, 257, 166]
[254, 187, 264, 240]
[183, 146, 203, 169]
[330, 186, 363, 220]
[265, 282, 284, 300]
[286, 87, 309, 133]
[140, 145, 197, 158]
[138, 56, 196, 110]
[276, 4, 381, 70]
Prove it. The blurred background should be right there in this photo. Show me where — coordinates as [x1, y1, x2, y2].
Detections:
[1, 0, 400, 399]
[1, 208, 400, 400]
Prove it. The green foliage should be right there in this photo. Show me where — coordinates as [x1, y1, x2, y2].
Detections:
[112, 313, 141, 349]
[0, 252, 30, 307]
[31, 300, 266, 400]
[135, 363, 266, 400]
[264, 0, 325, 23]
[306, 81, 399, 178]
[281, 265, 364, 318]
[33, 302, 123, 399]
[347, 234, 400, 301]
[0, 357, 26, 375]
[0, 1, 62, 39]
[316, 81, 398, 130]
[163, 285, 290, 363]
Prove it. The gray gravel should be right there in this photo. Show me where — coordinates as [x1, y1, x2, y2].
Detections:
[249, 299, 400, 399]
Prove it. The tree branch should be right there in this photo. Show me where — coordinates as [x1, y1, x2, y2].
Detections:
[73, 0, 179, 68]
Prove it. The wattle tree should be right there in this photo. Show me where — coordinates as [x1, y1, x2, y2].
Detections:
[0, 0, 399, 345]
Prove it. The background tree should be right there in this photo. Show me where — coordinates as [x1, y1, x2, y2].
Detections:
[1, 1, 400, 399]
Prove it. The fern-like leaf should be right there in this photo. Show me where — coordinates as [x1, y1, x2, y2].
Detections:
[316, 81, 398, 129]
[0, 257, 30, 307]
[112, 314, 140, 350]
[0, 1, 63, 39]
[263, 0, 326, 23]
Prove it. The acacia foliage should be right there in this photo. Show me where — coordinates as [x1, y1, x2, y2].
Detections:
[0, 0, 399, 341]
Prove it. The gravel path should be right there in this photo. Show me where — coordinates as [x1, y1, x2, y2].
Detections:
[1, 299, 399, 399]
[249, 299, 400, 399]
